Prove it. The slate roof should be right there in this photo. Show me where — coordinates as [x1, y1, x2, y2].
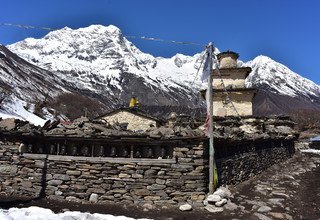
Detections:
[96, 107, 165, 123]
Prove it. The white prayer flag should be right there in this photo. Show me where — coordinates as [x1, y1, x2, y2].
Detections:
[201, 46, 214, 82]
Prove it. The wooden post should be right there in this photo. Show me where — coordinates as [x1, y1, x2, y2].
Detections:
[208, 42, 216, 194]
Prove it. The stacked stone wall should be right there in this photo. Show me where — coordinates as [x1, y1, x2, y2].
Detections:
[0, 137, 296, 206]
[0, 140, 208, 206]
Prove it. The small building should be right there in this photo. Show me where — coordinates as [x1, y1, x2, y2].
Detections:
[202, 51, 256, 117]
[97, 107, 164, 131]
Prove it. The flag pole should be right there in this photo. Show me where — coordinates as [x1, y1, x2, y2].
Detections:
[207, 42, 216, 194]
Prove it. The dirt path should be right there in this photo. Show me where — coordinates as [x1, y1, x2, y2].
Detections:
[1, 152, 319, 220]
[229, 152, 320, 220]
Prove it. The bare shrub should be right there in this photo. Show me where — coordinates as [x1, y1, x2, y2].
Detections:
[290, 109, 320, 131]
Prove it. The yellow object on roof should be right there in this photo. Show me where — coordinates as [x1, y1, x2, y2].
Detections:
[129, 97, 140, 107]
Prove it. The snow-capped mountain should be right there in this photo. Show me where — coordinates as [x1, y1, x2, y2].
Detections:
[8, 25, 206, 109]
[246, 55, 320, 99]
[244, 56, 320, 115]
[2, 24, 320, 122]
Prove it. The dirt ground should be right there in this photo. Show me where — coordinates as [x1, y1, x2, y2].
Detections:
[0, 151, 319, 220]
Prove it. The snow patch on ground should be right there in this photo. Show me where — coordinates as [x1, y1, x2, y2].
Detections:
[300, 149, 320, 155]
[0, 206, 151, 220]
[0, 95, 46, 126]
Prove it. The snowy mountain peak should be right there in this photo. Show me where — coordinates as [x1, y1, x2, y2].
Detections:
[78, 24, 121, 33]
[47, 24, 122, 38]
[8, 24, 207, 95]
[251, 55, 273, 62]
[245, 54, 320, 98]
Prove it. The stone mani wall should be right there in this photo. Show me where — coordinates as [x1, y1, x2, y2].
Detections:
[215, 139, 295, 185]
[0, 140, 208, 206]
[0, 137, 295, 206]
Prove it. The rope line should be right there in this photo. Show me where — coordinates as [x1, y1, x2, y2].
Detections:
[190, 51, 206, 86]
[0, 23, 206, 47]
[1, 23, 55, 31]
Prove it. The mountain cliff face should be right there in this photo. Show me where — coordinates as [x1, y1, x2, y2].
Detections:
[1, 24, 320, 123]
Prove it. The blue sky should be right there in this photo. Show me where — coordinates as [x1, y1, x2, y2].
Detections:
[1, 0, 320, 84]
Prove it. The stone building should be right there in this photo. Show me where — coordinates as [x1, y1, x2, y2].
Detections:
[206, 51, 256, 117]
[97, 107, 163, 131]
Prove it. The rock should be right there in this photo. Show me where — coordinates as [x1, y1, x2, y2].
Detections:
[283, 174, 295, 180]
[179, 204, 192, 211]
[133, 189, 151, 196]
[48, 180, 63, 186]
[73, 184, 88, 190]
[147, 184, 166, 191]
[89, 193, 98, 203]
[53, 174, 70, 181]
[73, 116, 90, 126]
[257, 206, 272, 213]
[145, 169, 157, 176]
[205, 204, 223, 213]
[267, 198, 284, 207]
[276, 126, 293, 134]
[144, 196, 160, 201]
[239, 124, 257, 134]
[132, 173, 143, 178]
[284, 213, 293, 220]
[224, 201, 238, 211]
[215, 198, 227, 207]
[213, 186, 232, 199]
[66, 170, 81, 176]
[156, 179, 166, 185]
[269, 212, 286, 219]
[0, 165, 18, 174]
[157, 170, 165, 176]
[119, 173, 131, 178]
[254, 213, 273, 220]
[166, 179, 183, 187]
[66, 196, 80, 202]
[20, 167, 34, 173]
[207, 194, 221, 203]
[55, 191, 63, 196]
[142, 203, 154, 210]
[158, 127, 175, 136]
[20, 181, 32, 188]
[87, 188, 106, 194]
[271, 192, 290, 198]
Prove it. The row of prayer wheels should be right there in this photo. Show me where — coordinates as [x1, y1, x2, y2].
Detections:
[19, 143, 171, 159]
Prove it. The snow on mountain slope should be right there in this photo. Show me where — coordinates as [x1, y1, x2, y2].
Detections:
[8, 25, 205, 94]
[0, 44, 72, 124]
[0, 45, 67, 102]
[245, 55, 320, 100]
[0, 95, 46, 126]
